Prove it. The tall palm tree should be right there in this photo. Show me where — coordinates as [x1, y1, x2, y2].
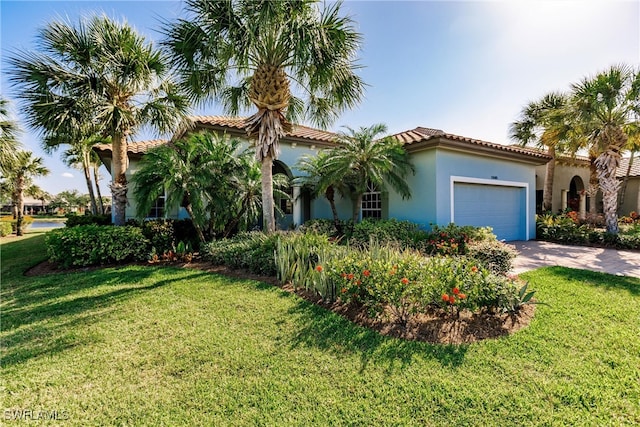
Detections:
[326, 124, 414, 223]
[9, 15, 189, 225]
[3, 151, 49, 235]
[0, 98, 22, 173]
[570, 64, 640, 234]
[163, 0, 365, 232]
[294, 151, 348, 234]
[510, 92, 570, 213]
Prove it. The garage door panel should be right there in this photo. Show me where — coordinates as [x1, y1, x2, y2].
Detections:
[453, 183, 526, 241]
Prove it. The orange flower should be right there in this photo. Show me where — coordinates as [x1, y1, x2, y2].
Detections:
[471, 266, 478, 273]
[356, 280, 362, 285]
[363, 269, 371, 277]
[347, 273, 354, 280]
[389, 270, 396, 276]
[401, 277, 409, 285]
[341, 272, 347, 278]
[452, 287, 460, 295]
[315, 265, 323, 272]
[442, 293, 449, 302]
[341, 287, 347, 294]
[449, 295, 456, 304]
[458, 293, 466, 299]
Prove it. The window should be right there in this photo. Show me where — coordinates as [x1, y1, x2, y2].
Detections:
[148, 195, 165, 218]
[361, 182, 382, 219]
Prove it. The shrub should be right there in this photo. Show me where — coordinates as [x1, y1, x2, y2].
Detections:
[348, 219, 421, 248]
[203, 232, 283, 276]
[1, 215, 33, 234]
[299, 219, 345, 237]
[45, 225, 151, 268]
[0, 221, 12, 236]
[65, 213, 112, 227]
[466, 240, 517, 275]
[275, 232, 333, 294]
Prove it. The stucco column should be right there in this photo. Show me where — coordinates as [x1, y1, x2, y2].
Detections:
[636, 185, 640, 213]
[293, 185, 302, 228]
[561, 189, 568, 211]
[579, 192, 586, 220]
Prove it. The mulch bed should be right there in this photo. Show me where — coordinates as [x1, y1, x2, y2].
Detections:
[24, 259, 535, 345]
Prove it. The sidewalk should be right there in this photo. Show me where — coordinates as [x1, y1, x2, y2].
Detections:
[510, 240, 640, 278]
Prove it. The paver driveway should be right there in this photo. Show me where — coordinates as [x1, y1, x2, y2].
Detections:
[510, 240, 640, 278]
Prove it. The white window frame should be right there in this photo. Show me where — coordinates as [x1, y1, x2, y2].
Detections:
[450, 176, 530, 240]
[361, 182, 382, 220]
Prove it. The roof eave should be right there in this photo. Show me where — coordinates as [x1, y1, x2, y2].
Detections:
[404, 136, 551, 165]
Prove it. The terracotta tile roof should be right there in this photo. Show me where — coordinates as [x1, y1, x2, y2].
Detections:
[93, 139, 168, 155]
[189, 115, 337, 143]
[617, 156, 640, 178]
[392, 127, 551, 161]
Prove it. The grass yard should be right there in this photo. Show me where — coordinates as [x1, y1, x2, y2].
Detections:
[1, 233, 639, 425]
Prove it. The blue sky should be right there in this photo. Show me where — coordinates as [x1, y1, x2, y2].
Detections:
[1, 0, 639, 196]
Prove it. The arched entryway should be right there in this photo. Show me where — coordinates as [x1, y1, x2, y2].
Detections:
[565, 175, 586, 218]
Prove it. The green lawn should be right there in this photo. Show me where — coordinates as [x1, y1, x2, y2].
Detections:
[1, 233, 639, 425]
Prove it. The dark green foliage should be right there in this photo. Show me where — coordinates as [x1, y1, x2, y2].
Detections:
[203, 232, 282, 276]
[466, 240, 517, 276]
[126, 218, 201, 253]
[348, 218, 420, 248]
[536, 213, 640, 249]
[65, 213, 112, 227]
[299, 219, 346, 237]
[45, 225, 151, 268]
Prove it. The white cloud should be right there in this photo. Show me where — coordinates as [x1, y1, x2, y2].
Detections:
[62, 172, 74, 178]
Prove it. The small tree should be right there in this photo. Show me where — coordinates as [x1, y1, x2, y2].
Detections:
[326, 124, 414, 223]
[3, 151, 49, 235]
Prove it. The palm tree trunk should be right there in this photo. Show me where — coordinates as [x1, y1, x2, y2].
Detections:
[82, 151, 98, 214]
[16, 177, 24, 236]
[618, 151, 635, 207]
[184, 203, 206, 243]
[351, 193, 363, 224]
[324, 185, 343, 235]
[587, 155, 599, 215]
[543, 146, 555, 212]
[261, 155, 276, 233]
[93, 164, 105, 214]
[110, 131, 128, 225]
[595, 149, 622, 234]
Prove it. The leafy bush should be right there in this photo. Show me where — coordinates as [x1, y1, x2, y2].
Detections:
[275, 232, 333, 294]
[65, 213, 112, 227]
[309, 241, 528, 324]
[203, 232, 283, 276]
[0, 220, 12, 236]
[299, 219, 345, 237]
[466, 240, 517, 275]
[348, 219, 421, 248]
[1, 215, 33, 234]
[45, 225, 151, 268]
[536, 213, 640, 250]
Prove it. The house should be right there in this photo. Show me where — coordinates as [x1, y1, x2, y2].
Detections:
[531, 152, 638, 217]
[94, 117, 551, 241]
[618, 156, 640, 216]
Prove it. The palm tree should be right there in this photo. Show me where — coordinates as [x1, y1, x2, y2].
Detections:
[294, 151, 348, 234]
[133, 132, 246, 243]
[619, 123, 640, 207]
[326, 124, 414, 223]
[163, 0, 365, 232]
[0, 98, 22, 173]
[570, 64, 640, 234]
[9, 15, 189, 225]
[59, 134, 108, 215]
[3, 151, 49, 235]
[510, 92, 570, 213]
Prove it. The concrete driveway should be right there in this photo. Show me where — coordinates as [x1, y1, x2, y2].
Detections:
[510, 240, 640, 278]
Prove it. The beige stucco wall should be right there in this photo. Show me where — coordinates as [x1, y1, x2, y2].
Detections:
[535, 162, 594, 213]
[619, 177, 640, 216]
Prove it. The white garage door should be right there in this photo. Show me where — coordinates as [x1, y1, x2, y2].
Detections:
[453, 182, 527, 241]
